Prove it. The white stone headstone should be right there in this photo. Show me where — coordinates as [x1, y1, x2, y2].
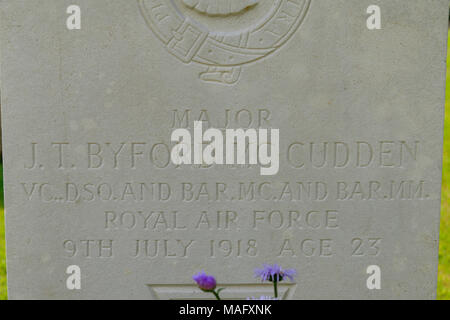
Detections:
[0, 0, 448, 299]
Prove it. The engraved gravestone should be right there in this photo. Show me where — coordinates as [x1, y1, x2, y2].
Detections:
[0, 0, 448, 299]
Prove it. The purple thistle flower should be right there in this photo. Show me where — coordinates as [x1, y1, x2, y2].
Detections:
[193, 271, 217, 291]
[254, 264, 297, 283]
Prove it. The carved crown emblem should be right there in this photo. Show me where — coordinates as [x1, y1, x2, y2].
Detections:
[182, 0, 259, 16]
[138, 0, 311, 84]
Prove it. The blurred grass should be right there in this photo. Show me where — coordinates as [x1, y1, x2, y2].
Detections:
[0, 164, 6, 300]
[437, 30, 450, 301]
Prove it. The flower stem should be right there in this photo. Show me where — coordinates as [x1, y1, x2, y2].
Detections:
[273, 280, 278, 298]
[212, 290, 221, 301]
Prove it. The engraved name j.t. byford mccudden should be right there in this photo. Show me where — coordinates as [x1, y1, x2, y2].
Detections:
[138, 0, 311, 84]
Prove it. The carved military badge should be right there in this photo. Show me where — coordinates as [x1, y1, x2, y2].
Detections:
[138, 0, 311, 84]
[182, 0, 259, 15]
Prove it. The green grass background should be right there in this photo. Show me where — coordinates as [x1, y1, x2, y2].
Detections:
[436, 30, 450, 301]
[0, 164, 5, 300]
[1, 32, 450, 301]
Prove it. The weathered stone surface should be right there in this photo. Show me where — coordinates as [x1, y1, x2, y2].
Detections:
[0, 0, 448, 299]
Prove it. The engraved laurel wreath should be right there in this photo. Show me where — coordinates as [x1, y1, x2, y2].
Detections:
[138, 0, 311, 84]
